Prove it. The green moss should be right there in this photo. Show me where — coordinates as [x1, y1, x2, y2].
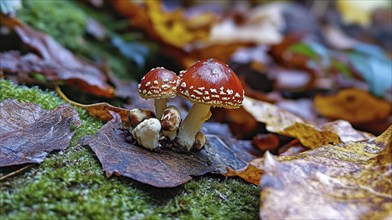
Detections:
[0, 80, 259, 219]
[18, 0, 88, 56]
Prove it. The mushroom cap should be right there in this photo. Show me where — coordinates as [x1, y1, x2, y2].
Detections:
[177, 58, 244, 109]
[138, 67, 178, 99]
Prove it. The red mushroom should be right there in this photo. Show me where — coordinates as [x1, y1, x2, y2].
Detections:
[176, 58, 244, 150]
[138, 67, 179, 119]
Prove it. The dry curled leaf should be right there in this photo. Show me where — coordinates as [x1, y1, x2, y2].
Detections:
[314, 88, 392, 124]
[0, 99, 80, 167]
[55, 86, 129, 124]
[243, 96, 373, 148]
[0, 15, 114, 97]
[258, 126, 392, 219]
[81, 112, 251, 188]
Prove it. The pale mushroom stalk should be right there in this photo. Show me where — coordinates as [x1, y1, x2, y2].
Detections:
[177, 104, 212, 149]
[154, 98, 167, 119]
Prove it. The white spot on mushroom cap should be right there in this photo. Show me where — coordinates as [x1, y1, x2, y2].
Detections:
[193, 90, 203, 95]
[161, 85, 171, 90]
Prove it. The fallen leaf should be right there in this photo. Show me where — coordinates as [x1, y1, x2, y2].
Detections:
[276, 98, 319, 122]
[0, 99, 80, 167]
[243, 96, 373, 148]
[180, 42, 253, 68]
[0, 15, 114, 97]
[277, 139, 307, 156]
[111, 0, 215, 48]
[258, 126, 392, 219]
[314, 88, 391, 124]
[336, 0, 389, 27]
[55, 86, 129, 124]
[81, 112, 251, 188]
[208, 3, 284, 45]
[252, 134, 280, 151]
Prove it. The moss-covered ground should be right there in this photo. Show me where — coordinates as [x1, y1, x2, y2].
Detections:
[0, 80, 259, 219]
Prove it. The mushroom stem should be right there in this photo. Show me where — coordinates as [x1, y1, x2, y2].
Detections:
[177, 104, 212, 150]
[154, 98, 167, 119]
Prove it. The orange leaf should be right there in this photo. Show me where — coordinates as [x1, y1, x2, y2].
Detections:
[314, 88, 391, 124]
[55, 86, 129, 123]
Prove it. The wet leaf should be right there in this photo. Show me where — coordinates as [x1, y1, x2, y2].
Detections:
[0, 99, 80, 167]
[258, 126, 392, 219]
[243, 96, 373, 148]
[81, 112, 250, 188]
[0, 15, 114, 97]
[315, 88, 391, 124]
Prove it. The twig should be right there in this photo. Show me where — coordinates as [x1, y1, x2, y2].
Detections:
[0, 164, 33, 181]
[54, 85, 86, 108]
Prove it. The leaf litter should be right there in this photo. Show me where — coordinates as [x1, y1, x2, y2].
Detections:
[258, 126, 392, 219]
[242, 96, 373, 149]
[0, 99, 80, 167]
[80, 112, 252, 188]
[0, 15, 114, 97]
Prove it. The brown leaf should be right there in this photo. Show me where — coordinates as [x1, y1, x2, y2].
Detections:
[80, 112, 250, 187]
[55, 86, 129, 124]
[243, 96, 373, 148]
[258, 126, 392, 219]
[0, 15, 114, 97]
[252, 133, 280, 151]
[0, 100, 80, 167]
[314, 88, 392, 124]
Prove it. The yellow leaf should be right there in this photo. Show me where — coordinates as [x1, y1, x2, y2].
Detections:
[336, 0, 390, 27]
[242, 96, 372, 148]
